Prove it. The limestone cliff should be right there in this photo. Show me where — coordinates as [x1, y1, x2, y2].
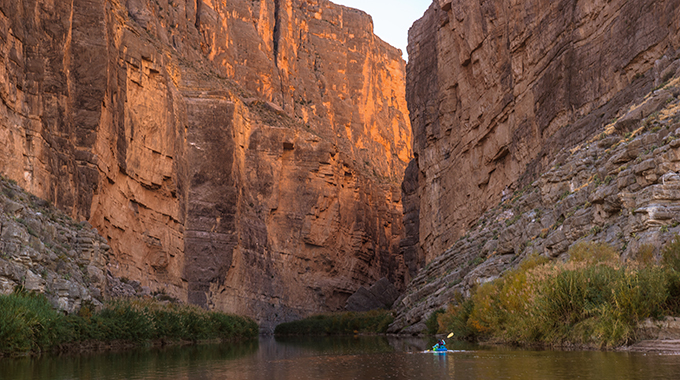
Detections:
[391, 25, 680, 333]
[0, 0, 411, 331]
[405, 0, 680, 264]
[0, 176, 110, 314]
[390, 1, 680, 333]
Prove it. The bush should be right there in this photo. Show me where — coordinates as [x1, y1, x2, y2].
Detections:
[568, 241, 618, 263]
[0, 294, 258, 356]
[534, 263, 668, 346]
[662, 234, 680, 272]
[465, 254, 549, 342]
[426, 309, 445, 335]
[437, 241, 680, 348]
[0, 290, 63, 355]
[274, 310, 394, 336]
[437, 296, 476, 341]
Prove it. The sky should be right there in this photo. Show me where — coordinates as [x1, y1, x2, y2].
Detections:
[332, 0, 433, 60]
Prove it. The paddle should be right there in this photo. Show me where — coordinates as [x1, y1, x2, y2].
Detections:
[447, 332, 454, 338]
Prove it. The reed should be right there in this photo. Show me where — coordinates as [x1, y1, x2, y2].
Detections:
[0, 292, 258, 356]
[0, 290, 62, 354]
[437, 240, 680, 348]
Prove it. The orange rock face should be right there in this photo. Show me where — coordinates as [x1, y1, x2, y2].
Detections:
[0, 0, 412, 330]
[406, 0, 680, 263]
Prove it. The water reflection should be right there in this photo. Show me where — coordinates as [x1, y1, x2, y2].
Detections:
[0, 341, 258, 380]
[2, 337, 680, 380]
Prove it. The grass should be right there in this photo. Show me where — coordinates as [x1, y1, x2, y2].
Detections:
[274, 310, 394, 336]
[435, 240, 680, 348]
[0, 290, 63, 355]
[505, 213, 522, 227]
[0, 291, 258, 357]
[558, 190, 571, 201]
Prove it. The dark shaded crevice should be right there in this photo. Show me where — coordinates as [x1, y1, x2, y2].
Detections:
[273, 0, 281, 67]
[195, 0, 202, 30]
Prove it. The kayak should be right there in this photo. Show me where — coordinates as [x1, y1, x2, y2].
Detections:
[410, 349, 463, 354]
[425, 348, 451, 353]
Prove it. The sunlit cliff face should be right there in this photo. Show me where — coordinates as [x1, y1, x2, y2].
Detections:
[194, 0, 412, 181]
[0, 0, 412, 330]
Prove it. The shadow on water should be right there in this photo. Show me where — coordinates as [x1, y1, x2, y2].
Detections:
[273, 335, 396, 355]
[2, 336, 680, 380]
[0, 340, 258, 380]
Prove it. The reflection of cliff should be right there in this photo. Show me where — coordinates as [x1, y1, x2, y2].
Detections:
[0, 0, 412, 330]
[405, 0, 680, 264]
[0, 340, 260, 379]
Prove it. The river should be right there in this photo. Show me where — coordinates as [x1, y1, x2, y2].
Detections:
[1, 336, 679, 379]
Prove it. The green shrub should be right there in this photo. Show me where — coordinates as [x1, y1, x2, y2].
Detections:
[437, 296, 476, 341]
[438, 241, 680, 348]
[0, 294, 258, 356]
[568, 241, 618, 263]
[274, 310, 394, 336]
[662, 234, 680, 272]
[426, 309, 445, 335]
[534, 263, 668, 346]
[0, 290, 63, 355]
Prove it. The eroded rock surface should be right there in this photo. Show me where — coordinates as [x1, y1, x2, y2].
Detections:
[0, 0, 412, 331]
[345, 277, 400, 312]
[405, 0, 680, 264]
[390, 74, 680, 333]
[0, 178, 109, 314]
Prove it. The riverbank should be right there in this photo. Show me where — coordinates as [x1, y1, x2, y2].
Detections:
[274, 310, 394, 336]
[433, 240, 680, 349]
[0, 290, 258, 357]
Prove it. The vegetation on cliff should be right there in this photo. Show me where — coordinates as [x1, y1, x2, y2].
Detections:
[0, 290, 258, 357]
[274, 310, 394, 336]
[434, 239, 680, 348]
[390, 74, 680, 335]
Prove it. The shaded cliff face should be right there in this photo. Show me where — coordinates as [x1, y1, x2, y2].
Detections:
[0, 0, 411, 330]
[406, 0, 680, 263]
[0, 177, 110, 314]
[391, 72, 680, 333]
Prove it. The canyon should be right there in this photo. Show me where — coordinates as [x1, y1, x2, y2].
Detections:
[3, 0, 680, 337]
[0, 0, 411, 331]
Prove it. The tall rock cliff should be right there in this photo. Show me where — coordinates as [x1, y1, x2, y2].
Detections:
[391, 72, 680, 333]
[0, 0, 412, 331]
[405, 0, 680, 264]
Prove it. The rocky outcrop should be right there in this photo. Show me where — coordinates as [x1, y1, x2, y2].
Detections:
[0, 177, 109, 314]
[637, 317, 680, 341]
[405, 0, 680, 264]
[390, 72, 680, 333]
[345, 277, 400, 312]
[0, 0, 412, 331]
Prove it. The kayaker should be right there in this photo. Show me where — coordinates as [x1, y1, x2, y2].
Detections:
[432, 339, 446, 351]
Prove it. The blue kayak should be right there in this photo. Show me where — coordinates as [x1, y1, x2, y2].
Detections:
[426, 346, 448, 353]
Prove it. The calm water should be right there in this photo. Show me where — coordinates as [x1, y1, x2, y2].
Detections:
[2, 336, 680, 380]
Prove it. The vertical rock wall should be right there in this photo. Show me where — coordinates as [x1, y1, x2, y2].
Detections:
[0, 0, 412, 330]
[406, 0, 680, 263]
[192, 0, 412, 181]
